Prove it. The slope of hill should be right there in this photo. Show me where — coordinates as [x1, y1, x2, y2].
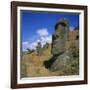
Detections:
[21, 30, 79, 78]
[21, 44, 63, 77]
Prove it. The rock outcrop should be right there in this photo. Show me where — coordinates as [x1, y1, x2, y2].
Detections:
[44, 18, 79, 75]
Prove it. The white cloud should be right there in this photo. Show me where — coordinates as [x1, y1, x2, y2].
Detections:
[37, 39, 40, 42]
[22, 42, 28, 45]
[37, 28, 52, 46]
[46, 35, 52, 43]
[22, 41, 29, 51]
[70, 26, 74, 31]
[22, 41, 38, 51]
[29, 41, 37, 50]
[40, 35, 52, 46]
[22, 28, 52, 51]
[37, 28, 49, 36]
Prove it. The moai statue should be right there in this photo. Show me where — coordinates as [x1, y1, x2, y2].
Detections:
[44, 18, 70, 71]
[51, 18, 69, 55]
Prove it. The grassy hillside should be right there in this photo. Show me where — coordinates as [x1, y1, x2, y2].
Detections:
[21, 30, 79, 78]
[21, 44, 62, 77]
[21, 42, 79, 78]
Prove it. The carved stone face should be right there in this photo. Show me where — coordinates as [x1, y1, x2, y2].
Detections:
[51, 19, 69, 55]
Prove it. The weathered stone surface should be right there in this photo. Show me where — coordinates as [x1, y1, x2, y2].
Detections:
[51, 18, 69, 55]
[49, 51, 71, 71]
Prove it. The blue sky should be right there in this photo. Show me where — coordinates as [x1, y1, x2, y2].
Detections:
[21, 10, 79, 51]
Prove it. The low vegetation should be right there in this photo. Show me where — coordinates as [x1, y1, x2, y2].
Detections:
[21, 43, 79, 78]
